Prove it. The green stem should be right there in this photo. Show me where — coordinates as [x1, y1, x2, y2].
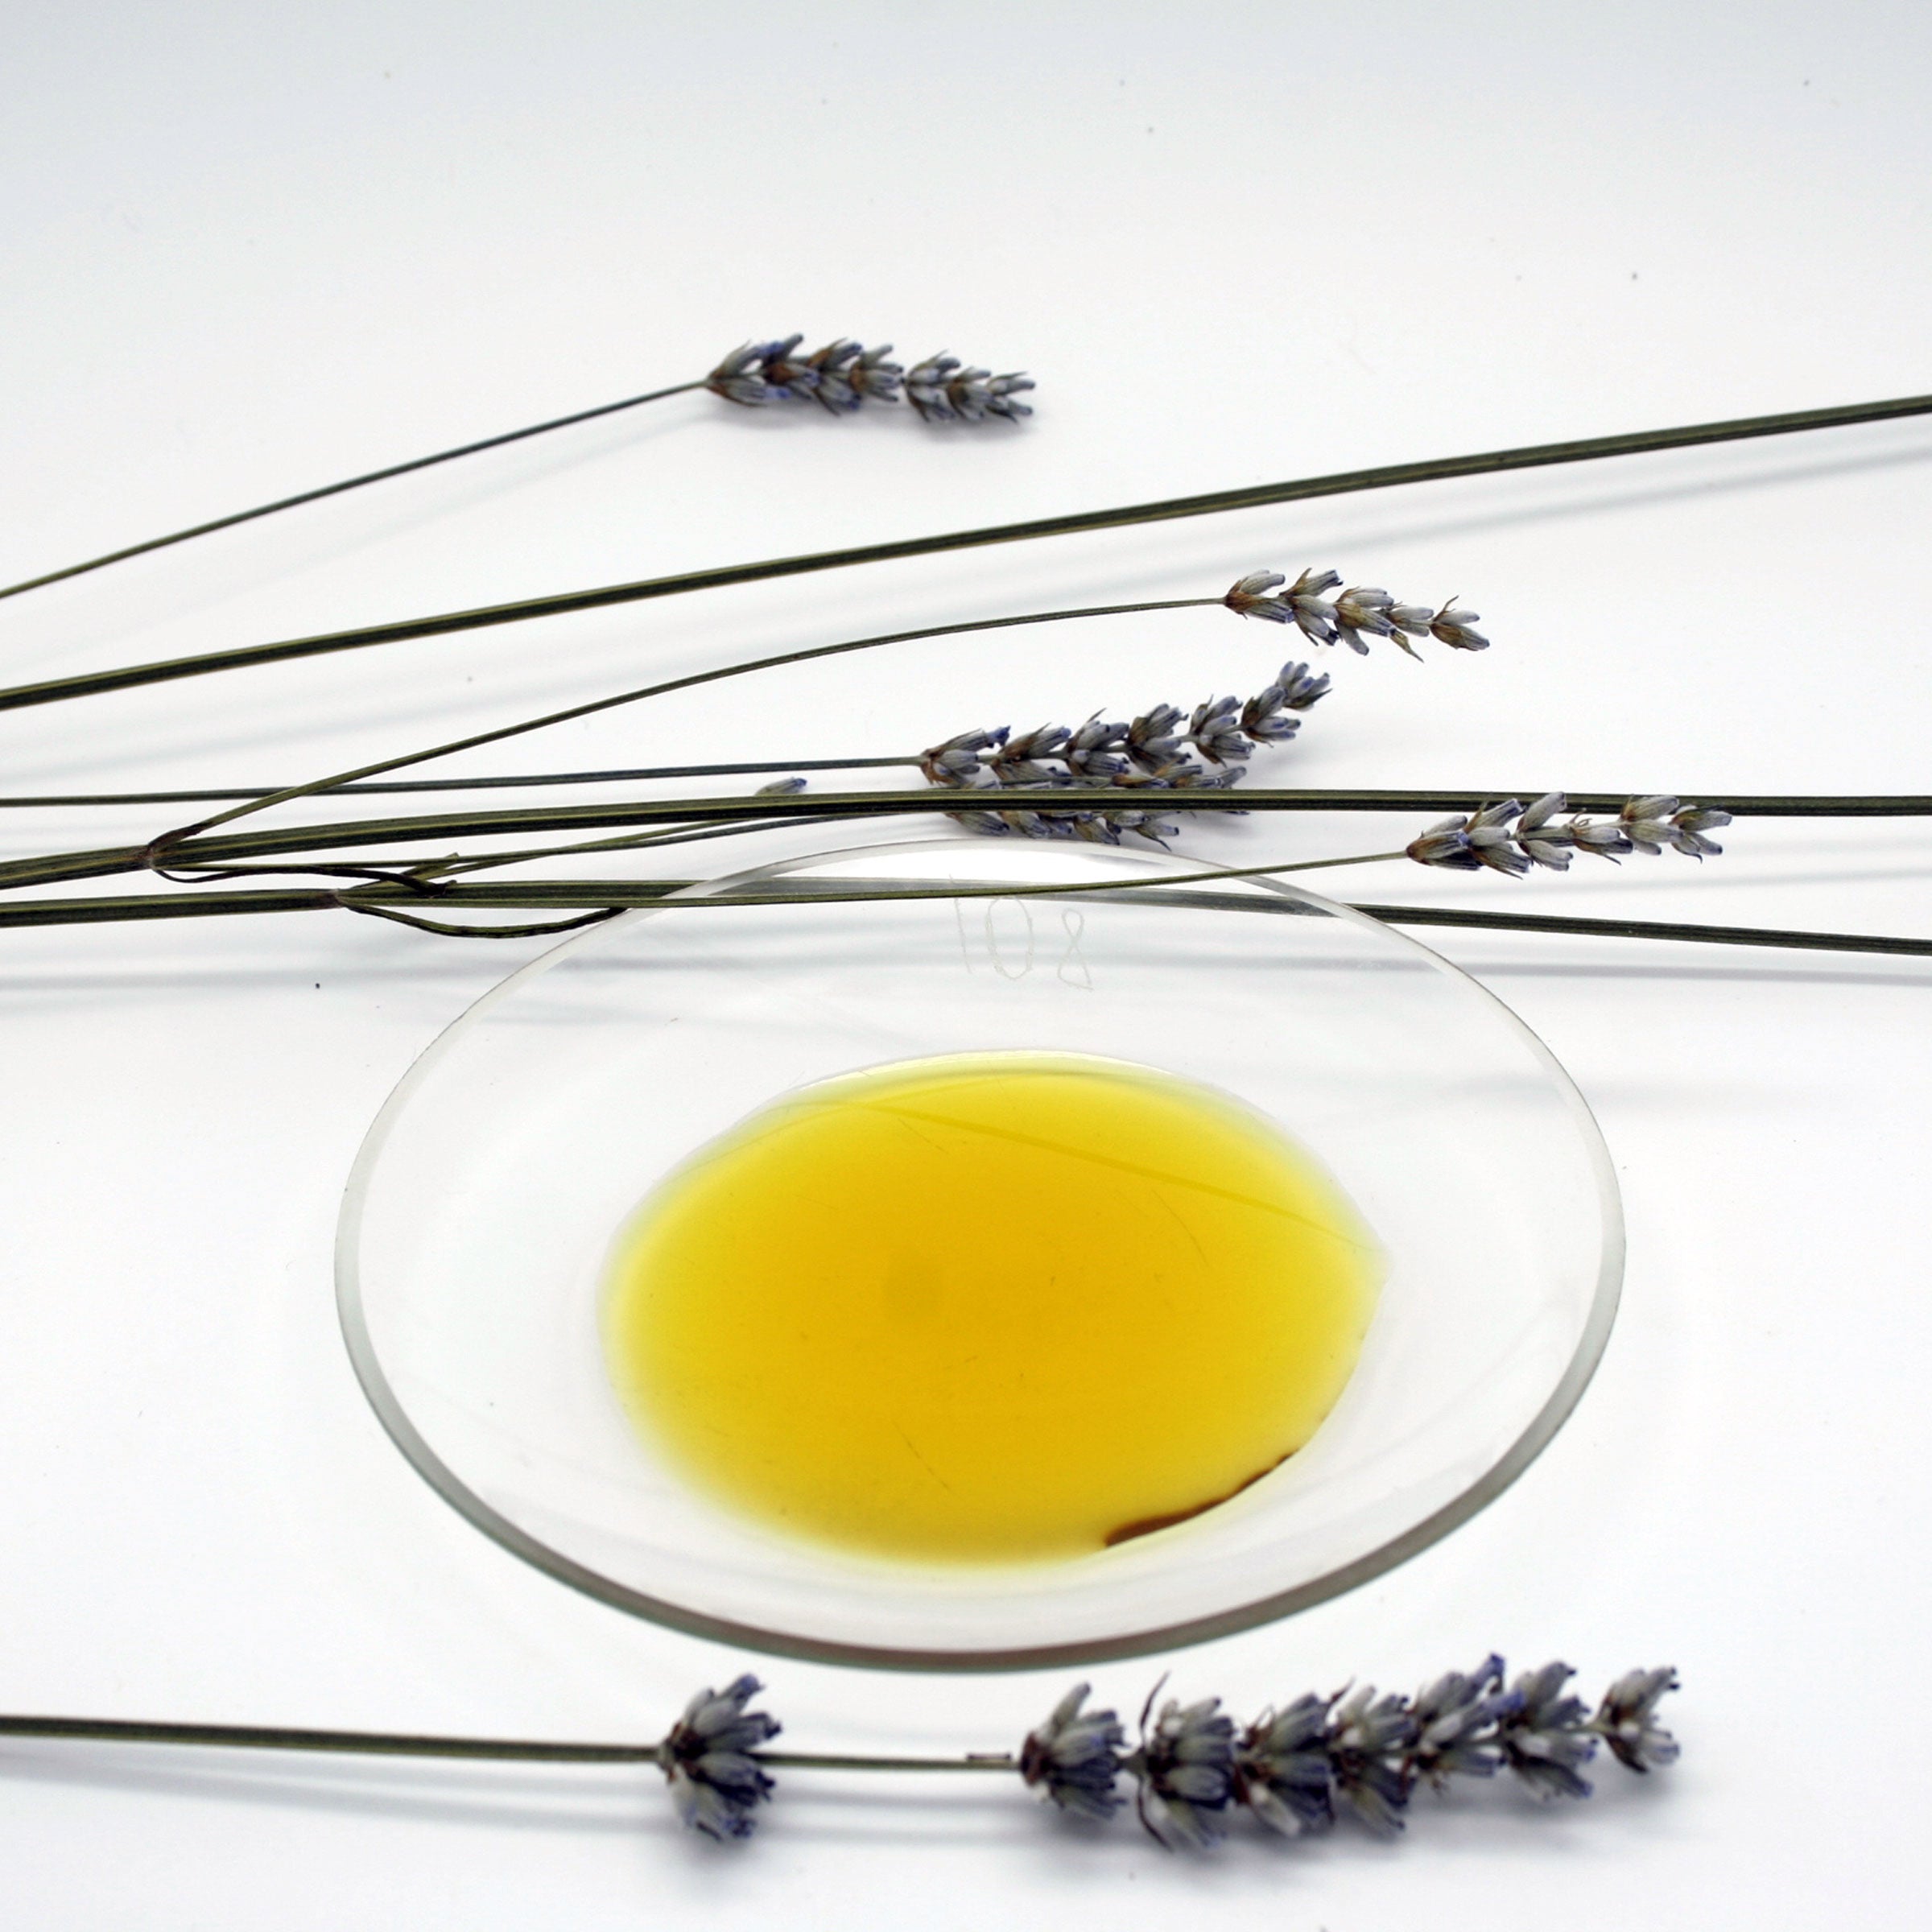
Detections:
[2, 877, 1928, 962]
[0, 1714, 662, 1763]
[0, 1714, 1018, 1773]
[1345, 902, 1932, 957]
[0, 851, 1407, 921]
[0, 756, 913, 810]
[415, 812, 852, 877]
[149, 812, 845, 884]
[0, 381, 707, 606]
[756, 1752, 1015, 1773]
[2, 390, 1926, 712]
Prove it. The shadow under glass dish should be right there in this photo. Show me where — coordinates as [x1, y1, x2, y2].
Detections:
[336, 838, 1622, 1670]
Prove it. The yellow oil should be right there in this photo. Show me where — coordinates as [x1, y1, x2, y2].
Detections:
[602, 1051, 1381, 1564]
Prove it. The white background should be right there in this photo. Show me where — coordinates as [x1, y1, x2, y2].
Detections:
[2, 2, 1928, 1925]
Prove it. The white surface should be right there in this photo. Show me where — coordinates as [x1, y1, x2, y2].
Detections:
[1, 2, 1927, 1924]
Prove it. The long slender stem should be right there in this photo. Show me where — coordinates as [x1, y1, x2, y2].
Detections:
[415, 812, 853, 877]
[1346, 902, 1932, 956]
[0, 1714, 662, 1763]
[163, 811, 855, 885]
[0, 1714, 1017, 1773]
[1, 774, 1922, 817]
[0, 851, 1410, 921]
[756, 1752, 1014, 1773]
[0, 381, 706, 606]
[2, 876, 1928, 962]
[2, 390, 1926, 713]
[0, 756, 913, 809]
[4, 787, 1931, 896]
[148, 600, 1218, 852]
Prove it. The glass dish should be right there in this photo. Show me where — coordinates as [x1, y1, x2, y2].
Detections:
[336, 837, 1622, 1670]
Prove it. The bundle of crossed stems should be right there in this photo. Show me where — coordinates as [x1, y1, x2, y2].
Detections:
[2, 335, 1928, 959]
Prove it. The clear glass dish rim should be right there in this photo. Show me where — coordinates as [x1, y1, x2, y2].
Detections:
[335, 838, 1625, 1674]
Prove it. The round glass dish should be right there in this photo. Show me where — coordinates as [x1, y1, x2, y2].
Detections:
[336, 837, 1622, 1670]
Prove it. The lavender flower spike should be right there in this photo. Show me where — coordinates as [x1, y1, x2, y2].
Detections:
[1410, 794, 1730, 876]
[1591, 1667, 1681, 1773]
[1021, 1684, 1128, 1820]
[1498, 1662, 1599, 1802]
[1228, 570, 1446, 655]
[1234, 1692, 1335, 1836]
[662, 1674, 780, 1840]
[1127, 1691, 1239, 1850]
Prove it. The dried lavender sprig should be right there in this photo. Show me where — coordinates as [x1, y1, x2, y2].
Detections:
[0, 330, 1018, 607]
[0, 1662, 1675, 1847]
[1408, 793, 1733, 876]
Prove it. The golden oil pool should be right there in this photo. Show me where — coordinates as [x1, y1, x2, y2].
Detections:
[603, 1051, 1381, 1563]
